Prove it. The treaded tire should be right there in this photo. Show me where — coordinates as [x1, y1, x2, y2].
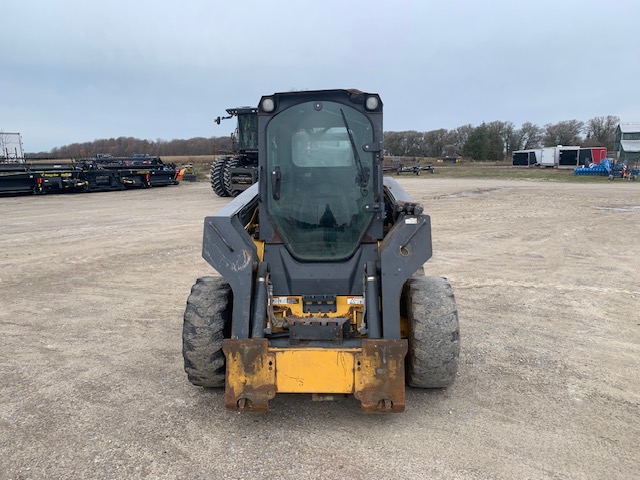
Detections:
[223, 157, 240, 197]
[405, 276, 460, 388]
[210, 157, 229, 197]
[183, 276, 232, 387]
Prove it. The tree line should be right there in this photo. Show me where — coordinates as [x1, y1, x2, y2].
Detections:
[32, 115, 620, 162]
[384, 115, 620, 161]
[31, 136, 233, 159]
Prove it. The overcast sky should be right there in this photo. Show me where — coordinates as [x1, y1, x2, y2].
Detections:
[2, 0, 639, 152]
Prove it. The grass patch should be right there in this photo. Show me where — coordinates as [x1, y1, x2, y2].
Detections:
[162, 155, 615, 184]
[431, 162, 609, 182]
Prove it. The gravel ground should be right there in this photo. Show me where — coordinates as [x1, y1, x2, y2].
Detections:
[1, 179, 638, 480]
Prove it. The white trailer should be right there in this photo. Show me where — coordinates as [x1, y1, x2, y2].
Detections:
[539, 147, 557, 167]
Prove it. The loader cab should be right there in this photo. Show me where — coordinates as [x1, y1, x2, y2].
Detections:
[257, 90, 384, 262]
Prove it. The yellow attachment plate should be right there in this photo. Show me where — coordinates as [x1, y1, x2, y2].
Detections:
[222, 339, 408, 413]
[272, 348, 359, 393]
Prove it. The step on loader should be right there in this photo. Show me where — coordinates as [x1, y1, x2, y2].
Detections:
[183, 89, 459, 413]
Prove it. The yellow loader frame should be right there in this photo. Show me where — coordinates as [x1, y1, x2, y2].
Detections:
[223, 338, 408, 413]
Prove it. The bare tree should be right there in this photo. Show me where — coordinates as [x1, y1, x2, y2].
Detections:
[383, 131, 404, 156]
[444, 124, 474, 156]
[421, 129, 448, 157]
[584, 115, 619, 151]
[49, 136, 232, 158]
[543, 120, 584, 146]
[511, 122, 543, 151]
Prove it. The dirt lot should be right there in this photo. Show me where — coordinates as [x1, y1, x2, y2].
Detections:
[1, 179, 638, 479]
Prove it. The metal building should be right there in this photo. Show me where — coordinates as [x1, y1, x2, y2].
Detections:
[614, 123, 640, 165]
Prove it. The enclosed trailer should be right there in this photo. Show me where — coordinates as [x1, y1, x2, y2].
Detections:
[579, 147, 607, 166]
[557, 146, 581, 169]
[512, 149, 541, 167]
[539, 147, 558, 167]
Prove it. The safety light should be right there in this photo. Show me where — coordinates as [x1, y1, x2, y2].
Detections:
[262, 97, 275, 113]
[365, 96, 379, 111]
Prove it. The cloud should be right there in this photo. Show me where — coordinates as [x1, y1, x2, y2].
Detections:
[2, 0, 639, 152]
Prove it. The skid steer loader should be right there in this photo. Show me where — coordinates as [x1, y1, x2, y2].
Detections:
[183, 89, 459, 413]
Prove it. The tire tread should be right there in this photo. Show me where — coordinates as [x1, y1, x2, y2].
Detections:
[405, 276, 460, 388]
[182, 276, 231, 388]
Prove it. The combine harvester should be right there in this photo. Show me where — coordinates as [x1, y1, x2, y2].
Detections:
[210, 107, 259, 197]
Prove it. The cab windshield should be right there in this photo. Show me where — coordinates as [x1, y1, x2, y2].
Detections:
[266, 101, 375, 261]
[237, 113, 258, 150]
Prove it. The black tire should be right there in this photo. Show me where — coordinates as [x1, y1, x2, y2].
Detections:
[223, 157, 240, 197]
[183, 276, 232, 388]
[404, 276, 460, 388]
[210, 157, 229, 197]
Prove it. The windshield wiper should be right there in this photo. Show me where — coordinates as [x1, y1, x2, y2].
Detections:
[340, 108, 369, 188]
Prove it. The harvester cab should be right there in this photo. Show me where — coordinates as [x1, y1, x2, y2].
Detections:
[210, 107, 259, 197]
[217, 107, 258, 154]
[184, 89, 459, 413]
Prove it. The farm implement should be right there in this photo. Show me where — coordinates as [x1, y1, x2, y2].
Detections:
[0, 156, 179, 196]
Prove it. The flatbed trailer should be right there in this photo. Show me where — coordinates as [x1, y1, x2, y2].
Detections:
[383, 164, 435, 175]
[0, 157, 179, 196]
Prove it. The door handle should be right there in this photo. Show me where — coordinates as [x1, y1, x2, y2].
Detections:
[271, 166, 281, 200]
